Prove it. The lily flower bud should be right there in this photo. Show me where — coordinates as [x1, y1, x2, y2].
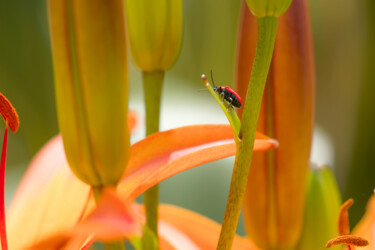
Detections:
[124, 0, 183, 72]
[246, 0, 292, 18]
[297, 166, 341, 250]
[48, 0, 130, 186]
[236, 0, 315, 248]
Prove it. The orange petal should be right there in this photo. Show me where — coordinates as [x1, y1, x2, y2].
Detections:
[30, 195, 255, 250]
[6, 135, 91, 250]
[27, 190, 140, 249]
[74, 189, 140, 241]
[8, 124, 275, 249]
[7, 111, 141, 249]
[156, 204, 259, 250]
[118, 124, 277, 201]
[353, 195, 375, 249]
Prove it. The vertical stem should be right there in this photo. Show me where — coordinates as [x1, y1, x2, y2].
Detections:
[0, 123, 8, 250]
[217, 17, 278, 250]
[92, 186, 125, 250]
[142, 70, 164, 242]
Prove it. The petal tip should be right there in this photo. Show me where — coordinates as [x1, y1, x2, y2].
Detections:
[270, 138, 279, 148]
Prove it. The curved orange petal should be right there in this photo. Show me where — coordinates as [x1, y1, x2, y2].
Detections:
[157, 204, 259, 250]
[353, 195, 375, 249]
[29, 193, 255, 250]
[6, 135, 91, 250]
[118, 124, 277, 201]
[28, 190, 139, 250]
[75, 189, 140, 241]
[7, 112, 140, 249]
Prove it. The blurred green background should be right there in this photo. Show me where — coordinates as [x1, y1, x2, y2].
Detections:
[0, 0, 373, 234]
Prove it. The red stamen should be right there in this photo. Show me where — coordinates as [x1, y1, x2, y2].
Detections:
[0, 122, 8, 250]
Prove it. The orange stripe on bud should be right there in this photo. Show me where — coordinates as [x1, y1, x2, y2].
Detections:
[326, 235, 369, 248]
[339, 199, 354, 235]
[0, 93, 19, 133]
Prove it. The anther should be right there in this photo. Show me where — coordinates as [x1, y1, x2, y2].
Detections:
[0, 93, 19, 133]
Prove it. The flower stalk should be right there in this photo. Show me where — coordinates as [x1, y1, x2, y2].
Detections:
[142, 70, 164, 237]
[217, 17, 278, 249]
[124, 0, 182, 243]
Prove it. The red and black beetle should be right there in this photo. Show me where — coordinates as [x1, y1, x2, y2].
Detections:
[211, 71, 242, 110]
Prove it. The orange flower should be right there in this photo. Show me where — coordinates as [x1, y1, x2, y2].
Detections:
[235, 0, 315, 248]
[6, 124, 277, 249]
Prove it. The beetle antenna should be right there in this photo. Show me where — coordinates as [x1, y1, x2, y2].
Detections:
[210, 70, 216, 87]
[197, 88, 208, 92]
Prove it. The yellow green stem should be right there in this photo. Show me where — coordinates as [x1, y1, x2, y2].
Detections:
[142, 70, 164, 247]
[217, 17, 278, 250]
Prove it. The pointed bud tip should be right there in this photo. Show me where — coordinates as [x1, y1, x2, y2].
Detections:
[269, 138, 279, 148]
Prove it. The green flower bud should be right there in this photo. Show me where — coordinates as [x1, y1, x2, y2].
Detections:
[246, 0, 292, 18]
[297, 165, 342, 250]
[48, 0, 130, 186]
[124, 0, 183, 72]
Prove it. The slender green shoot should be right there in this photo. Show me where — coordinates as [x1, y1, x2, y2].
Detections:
[201, 74, 241, 143]
[217, 17, 278, 250]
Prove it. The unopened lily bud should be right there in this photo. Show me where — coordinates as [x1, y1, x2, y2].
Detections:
[48, 0, 130, 186]
[124, 0, 183, 72]
[246, 0, 292, 17]
[297, 166, 341, 250]
[240, 0, 315, 247]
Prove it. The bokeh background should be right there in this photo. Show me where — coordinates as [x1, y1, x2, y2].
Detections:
[0, 0, 373, 234]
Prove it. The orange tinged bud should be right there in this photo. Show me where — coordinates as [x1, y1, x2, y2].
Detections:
[48, 0, 130, 186]
[236, 0, 315, 248]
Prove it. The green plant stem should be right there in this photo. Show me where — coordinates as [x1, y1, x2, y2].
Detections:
[217, 17, 278, 250]
[142, 70, 164, 246]
[92, 186, 125, 250]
